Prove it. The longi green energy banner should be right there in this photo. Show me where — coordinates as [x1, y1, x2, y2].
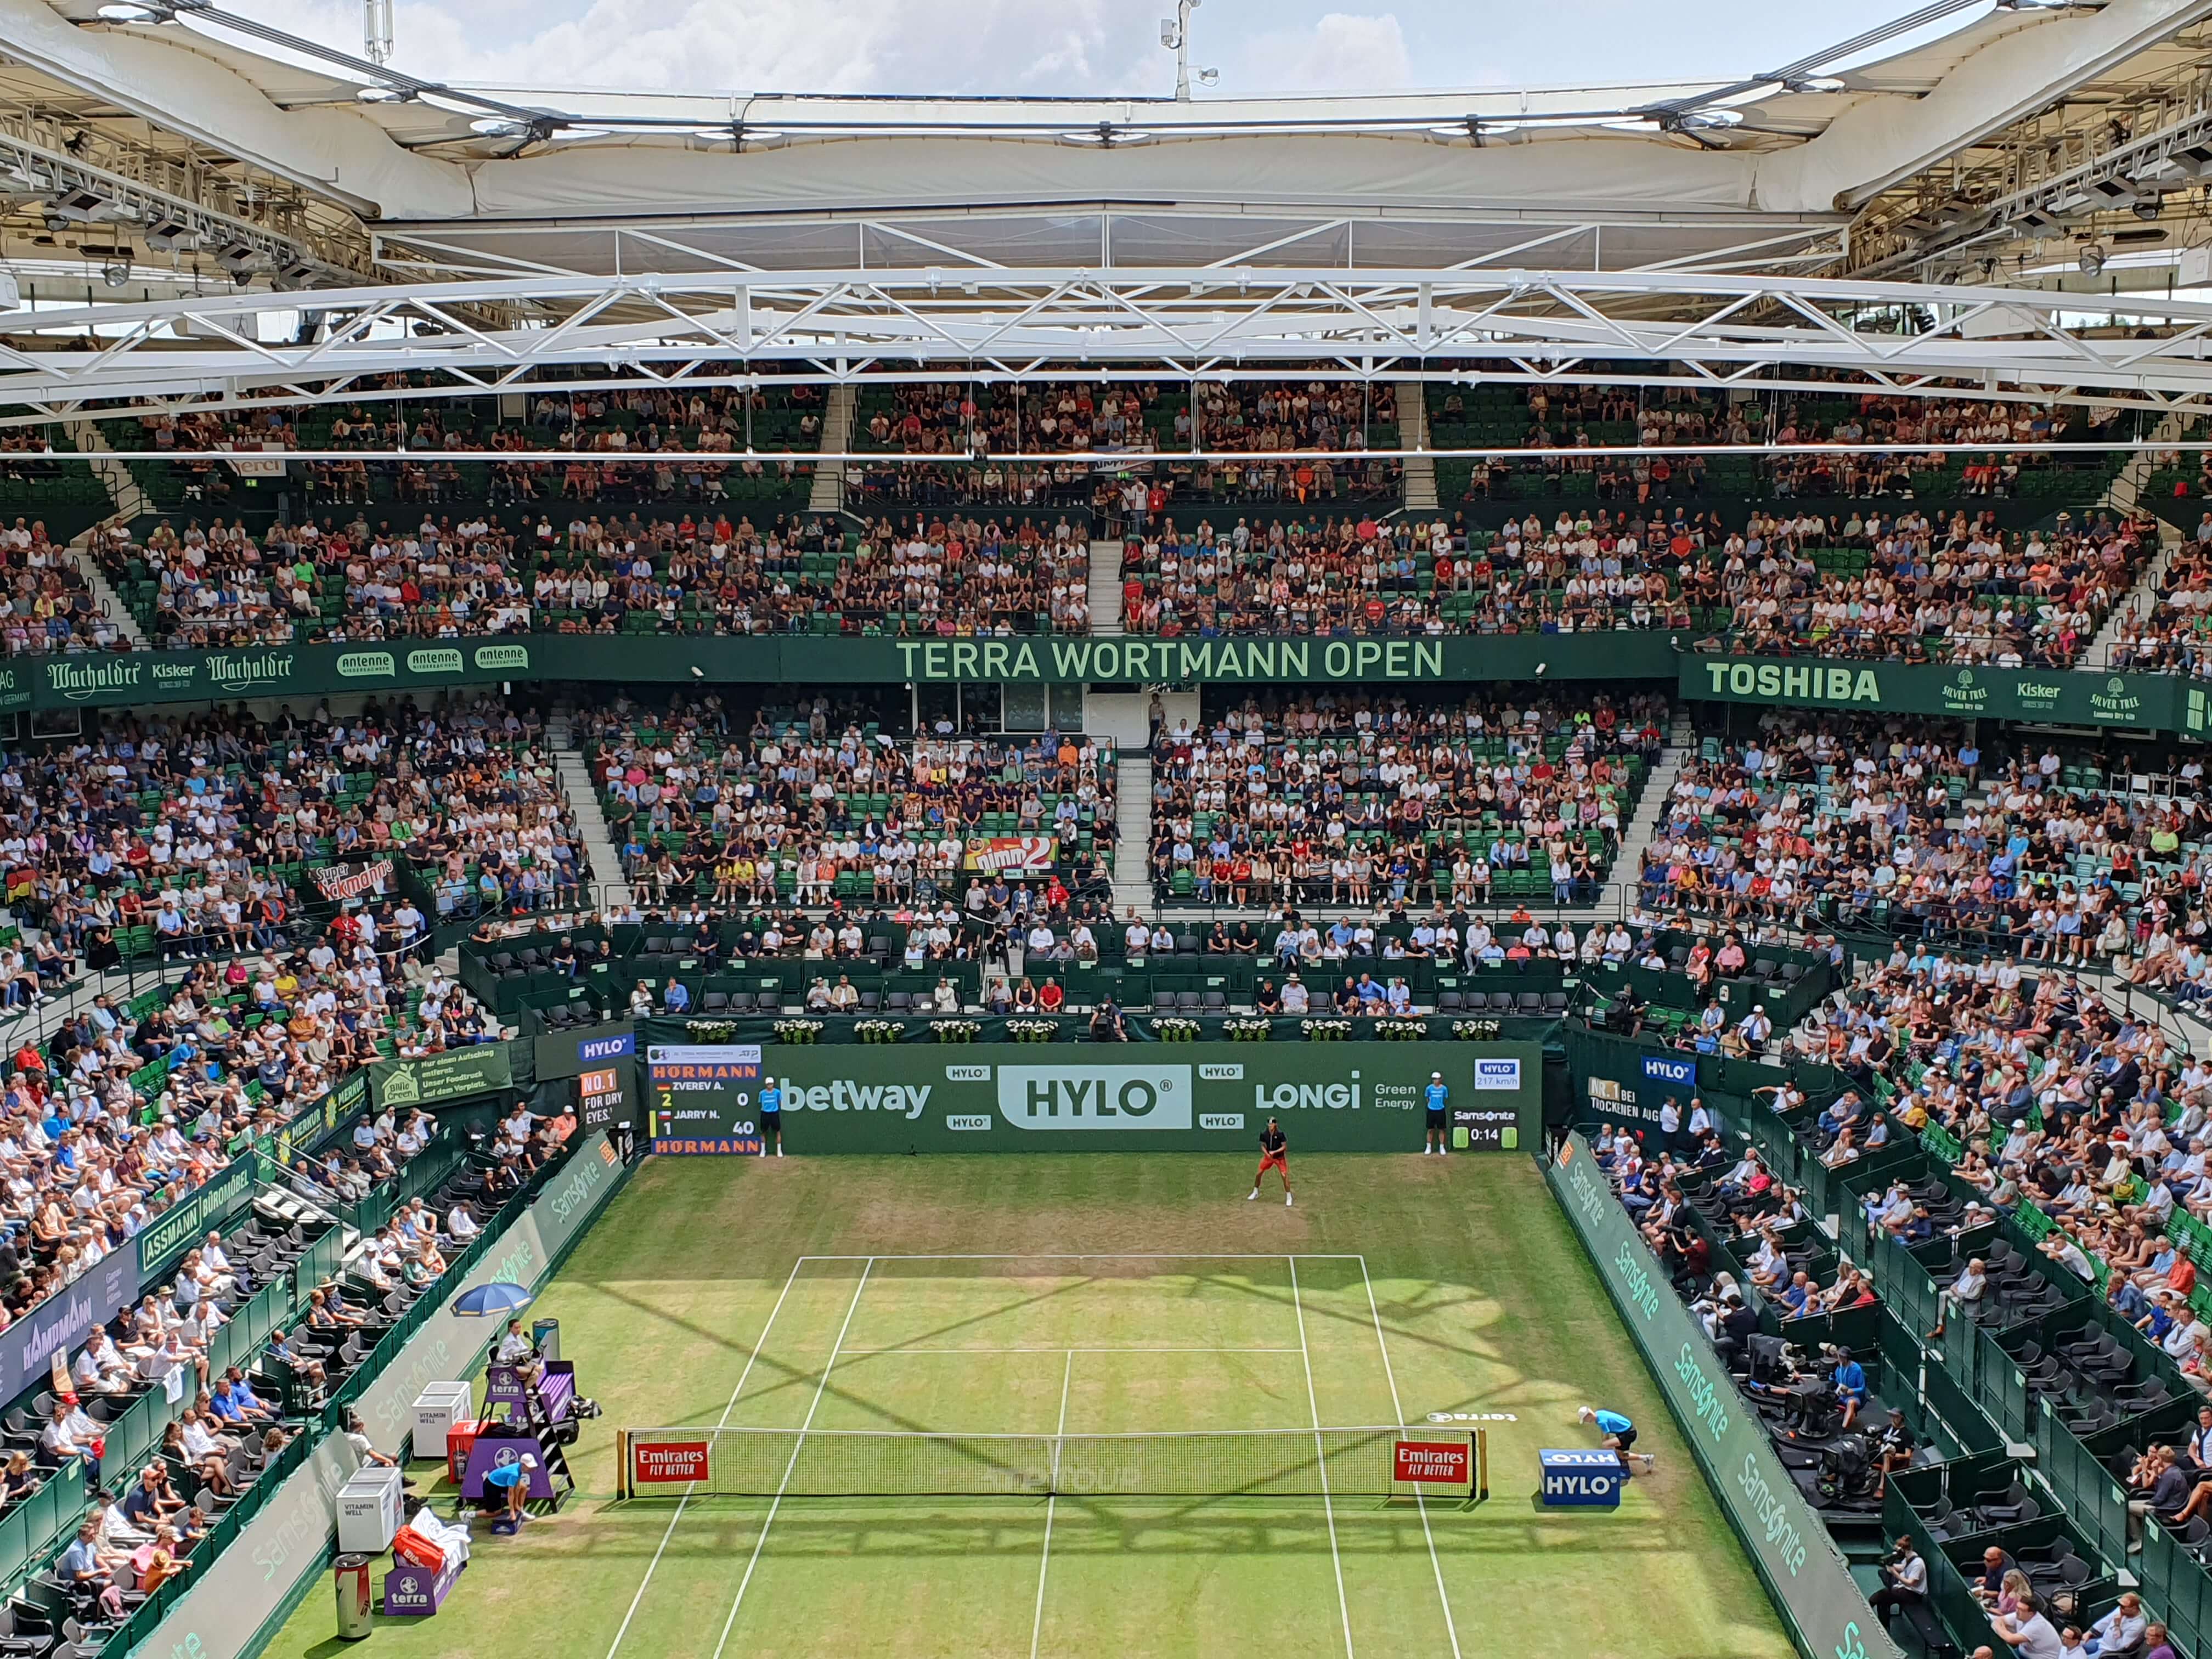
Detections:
[637, 1039, 1540, 1154]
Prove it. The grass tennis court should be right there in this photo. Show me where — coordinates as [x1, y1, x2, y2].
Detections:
[262, 1155, 1791, 1659]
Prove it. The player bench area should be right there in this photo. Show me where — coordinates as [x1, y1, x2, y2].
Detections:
[602, 1253, 1469, 1659]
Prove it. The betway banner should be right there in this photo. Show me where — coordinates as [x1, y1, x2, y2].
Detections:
[1681, 652, 2187, 731]
[1544, 1132, 1900, 1659]
[635, 1034, 1539, 1153]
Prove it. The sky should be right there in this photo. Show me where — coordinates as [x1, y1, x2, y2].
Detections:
[218, 0, 1998, 99]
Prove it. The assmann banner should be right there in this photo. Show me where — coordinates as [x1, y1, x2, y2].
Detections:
[1681, 652, 2189, 730]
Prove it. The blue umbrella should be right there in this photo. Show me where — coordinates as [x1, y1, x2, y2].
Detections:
[453, 1281, 536, 1318]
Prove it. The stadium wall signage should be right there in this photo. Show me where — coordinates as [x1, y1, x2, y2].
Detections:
[369, 1043, 515, 1109]
[1544, 1132, 1901, 1659]
[634, 1029, 1539, 1153]
[132, 1133, 630, 1659]
[17, 631, 1676, 709]
[25, 630, 2191, 728]
[1682, 653, 2188, 730]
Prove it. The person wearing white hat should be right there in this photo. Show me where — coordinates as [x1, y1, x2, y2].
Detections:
[1423, 1071, 1451, 1155]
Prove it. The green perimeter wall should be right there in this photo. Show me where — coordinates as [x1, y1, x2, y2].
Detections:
[641, 1034, 1540, 1154]
[1681, 652, 2209, 735]
[16, 632, 2205, 732]
[129, 1132, 633, 1659]
[1544, 1130, 1899, 1659]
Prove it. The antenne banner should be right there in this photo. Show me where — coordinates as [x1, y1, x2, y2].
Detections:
[633, 1035, 1540, 1153]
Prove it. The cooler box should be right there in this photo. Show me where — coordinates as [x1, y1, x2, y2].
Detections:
[447, 1419, 490, 1486]
[336, 1465, 405, 1553]
[411, 1382, 473, 1454]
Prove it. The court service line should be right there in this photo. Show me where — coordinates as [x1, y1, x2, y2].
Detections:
[1289, 1256, 1356, 1659]
[1356, 1255, 1463, 1659]
[840, 1345, 1304, 1355]
[711, 1257, 876, 1659]
[1030, 1351, 1075, 1659]
[795, 1252, 1368, 1261]
[603, 1256, 808, 1659]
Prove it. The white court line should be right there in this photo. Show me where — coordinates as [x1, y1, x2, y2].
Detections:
[795, 1252, 1367, 1261]
[1289, 1256, 1355, 1659]
[1357, 1255, 1463, 1659]
[711, 1257, 874, 1659]
[1030, 1351, 1074, 1659]
[603, 1256, 807, 1659]
[840, 1346, 1304, 1355]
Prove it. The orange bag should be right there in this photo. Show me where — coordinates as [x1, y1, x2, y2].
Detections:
[390, 1526, 444, 1571]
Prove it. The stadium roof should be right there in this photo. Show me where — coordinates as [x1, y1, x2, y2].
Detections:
[8, 1, 2212, 426]
[0, 0, 2208, 294]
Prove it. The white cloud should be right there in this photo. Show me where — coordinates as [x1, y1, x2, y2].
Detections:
[198, 0, 1992, 98]
[227, 0, 1161, 94]
[1233, 13, 1413, 95]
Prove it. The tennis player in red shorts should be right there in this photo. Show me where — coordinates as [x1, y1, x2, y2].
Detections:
[1248, 1116, 1293, 1206]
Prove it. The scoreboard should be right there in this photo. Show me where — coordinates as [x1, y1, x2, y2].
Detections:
[645, 1043, 764, 1155]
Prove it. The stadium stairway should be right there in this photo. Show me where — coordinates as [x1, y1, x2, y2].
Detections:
[806, 385, 859, 515]
[2104, 409, 2186, 523]
[60, 417, 150, 648]
[2086, 531, 2185, 668]
[1602, 733, 1688, 909]
[1113, 751, 1154, 915]
[546, 712, 633, 907]
[1396, 379, 1437, 513]
[2084, 407, 2187, 665]
[1089, 540, 1125, 634]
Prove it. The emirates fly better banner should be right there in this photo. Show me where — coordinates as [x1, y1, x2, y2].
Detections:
[635, 1036, 1539, 1154]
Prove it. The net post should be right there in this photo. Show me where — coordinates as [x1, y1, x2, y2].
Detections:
[1469, 1428, 1489, 1508]
[616, 1429, 629, 1500]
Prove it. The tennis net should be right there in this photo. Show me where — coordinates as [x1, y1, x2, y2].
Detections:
[619, 1424, 1412, 1498]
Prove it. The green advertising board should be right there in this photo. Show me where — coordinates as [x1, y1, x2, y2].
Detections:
[1680, 652, 2188, 731]
[640, 1035, 1540, 1154]
[25, 629, 2196, 728]
[14, 630, 1674, 712]
[1544, 1131, 1899, 1659]
[135, 1152, 258, 1277]
[369, 1042, 515, 1109]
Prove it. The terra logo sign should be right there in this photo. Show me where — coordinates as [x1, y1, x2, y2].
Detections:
[996, 1065, 1192, 1131]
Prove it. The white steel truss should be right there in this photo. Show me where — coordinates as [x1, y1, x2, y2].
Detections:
[9, 266, 2212, 428]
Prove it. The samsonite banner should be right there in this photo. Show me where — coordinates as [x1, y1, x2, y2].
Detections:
[636, 1037, 1540, 1154]
[1544, 1132, 1900, 1659]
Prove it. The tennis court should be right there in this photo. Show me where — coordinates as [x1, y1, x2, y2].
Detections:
[259, 1154, 1793, 1659]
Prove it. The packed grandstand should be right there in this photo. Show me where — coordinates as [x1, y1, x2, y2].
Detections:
[2, 1, 2212, 1657]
